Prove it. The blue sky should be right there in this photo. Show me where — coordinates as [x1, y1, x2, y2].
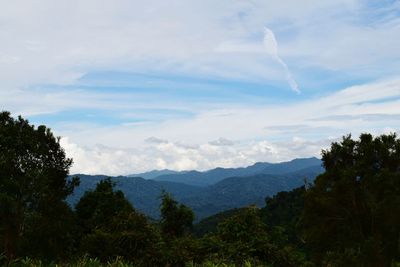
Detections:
[0, 0, 399, 174]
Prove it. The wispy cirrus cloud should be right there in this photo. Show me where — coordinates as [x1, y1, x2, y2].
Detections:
[263, 27, 300, 93]
[1, 0, 399, 90]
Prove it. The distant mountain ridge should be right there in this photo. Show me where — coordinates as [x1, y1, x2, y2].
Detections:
[127, 169, 185, 180]
[151, 157, 321, 186]
[68, 157, 323, 220]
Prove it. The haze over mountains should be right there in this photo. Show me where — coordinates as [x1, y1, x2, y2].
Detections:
[68, 157, 323, 220]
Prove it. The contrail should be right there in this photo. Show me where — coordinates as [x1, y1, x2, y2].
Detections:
[263, 27, 300, 94]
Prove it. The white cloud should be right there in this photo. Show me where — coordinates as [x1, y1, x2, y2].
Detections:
[57, 78, 400, 174]
[145, 136, 169, 144]
[209, 137, 235, 146]
[263, 27, 299, 93]
[61, 136, 327, 175]
[1, 0, 399, 92]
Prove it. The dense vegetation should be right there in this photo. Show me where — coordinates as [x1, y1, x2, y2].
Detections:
[1, 111, 400, 266]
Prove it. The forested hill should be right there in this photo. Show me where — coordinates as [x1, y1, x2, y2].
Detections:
[68, 175, 202, 219]
[68, 158, 323, 219]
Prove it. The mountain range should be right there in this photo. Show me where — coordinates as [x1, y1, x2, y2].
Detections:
[142, 157, 322, 187]
[68, 157, 323, 220]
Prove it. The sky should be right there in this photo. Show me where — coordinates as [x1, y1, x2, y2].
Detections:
[1, 0, 399, 175]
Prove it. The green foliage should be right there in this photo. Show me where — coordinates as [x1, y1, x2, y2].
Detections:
[75, 178, 134, 233]
[160, 191, 194, 238]
[302, 133, 400, 266]
[192, 208, 246, 237]
[157, 236, 201, 267]
[186, 260, 273, 267]
[5, 256, 135, 266]
[201, 206, 307, 267]
[19, 200, 78, 260]
[260, 187, 306, 248]
[155, 192, 198, 266]
[76, 179, 161, 265]
[0, 111, 79, 260]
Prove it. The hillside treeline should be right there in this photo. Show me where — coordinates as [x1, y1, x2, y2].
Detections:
[1, 111, 400, 266]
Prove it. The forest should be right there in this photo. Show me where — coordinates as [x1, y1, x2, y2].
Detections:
[1, 111, 400, 267]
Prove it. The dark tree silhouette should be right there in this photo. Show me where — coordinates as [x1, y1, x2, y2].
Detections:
[0, 111, 79, 259]
[160, 192, 194, 238]
[302, 133, 400, 266]
[76, 178, 160, 263]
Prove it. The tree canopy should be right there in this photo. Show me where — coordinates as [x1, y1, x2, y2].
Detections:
[75, 178, 160, 264]
[160, 191, 194, 238]
[302, 133, 400, 266]
[0, 111, 79, 260]
[75, 178, 133, 233]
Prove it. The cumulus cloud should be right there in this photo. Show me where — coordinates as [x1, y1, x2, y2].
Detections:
[61, 137, 325, 175]
[55, 77, 400, 174]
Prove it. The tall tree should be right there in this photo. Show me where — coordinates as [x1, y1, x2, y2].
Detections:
[0, 111, 79, 259]
[302, 133, 400, 266]
[160, 192, 194, 238]
[76, 178, 160, 264]
[75, 178, 133, 234]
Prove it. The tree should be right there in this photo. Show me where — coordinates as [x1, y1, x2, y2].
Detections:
[76, 178, 161, 264]
[0, 111, 79, 260]
[75, 178, 133, 234]
[261, 186, 306, 248]
[18, 200, 78, 260]
[215, 206, 270, 263]
[160, 192, 194, 238]
[302, 133, 400, 266]
[204, 206, 306, 266]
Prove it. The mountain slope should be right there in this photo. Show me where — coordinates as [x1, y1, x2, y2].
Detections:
[181, 164, 323, 219]
[68, 175, 202, 219]
[68, 158, 324, 220]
